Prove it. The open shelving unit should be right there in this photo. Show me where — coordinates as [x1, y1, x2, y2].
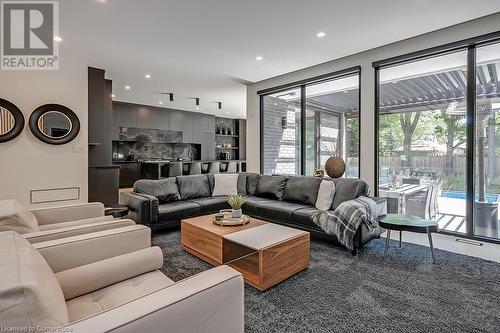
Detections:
[214, 117, 244, 160]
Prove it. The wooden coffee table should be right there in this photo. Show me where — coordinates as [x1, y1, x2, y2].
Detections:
[181, 214, 310, 291]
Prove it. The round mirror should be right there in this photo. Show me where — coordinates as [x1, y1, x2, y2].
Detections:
[0, 98, 24, 143]
[29, 104, 80, 145]
[37, 111, 72, 139]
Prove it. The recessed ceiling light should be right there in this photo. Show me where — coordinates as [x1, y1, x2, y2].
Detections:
[53, 36, 62, 42]
[124, 85, 130, 90]
[226, 112, 230, 114]
[316, 32, 326, 38]
[158, 101, 163, 105]
[145, 74, 151, 79]
[255, 56, 263, 61]
[111, 94, 115, 98]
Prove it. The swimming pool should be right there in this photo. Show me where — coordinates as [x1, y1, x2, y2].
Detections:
[441, 191, 499, 203]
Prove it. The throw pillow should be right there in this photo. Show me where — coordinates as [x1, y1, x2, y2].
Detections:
[212, 174, 239, 196]
[255, 175, 288, 200]
[315, 180, 336, 211]
[0, 199, 39, 233]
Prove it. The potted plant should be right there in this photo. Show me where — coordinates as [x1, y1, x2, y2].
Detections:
[227, 194, 247, 218]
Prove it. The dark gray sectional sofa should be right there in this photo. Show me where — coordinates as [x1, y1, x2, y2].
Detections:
[120, 173, 385, 252]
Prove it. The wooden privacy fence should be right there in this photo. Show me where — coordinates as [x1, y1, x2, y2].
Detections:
[379, 156, 500, 176]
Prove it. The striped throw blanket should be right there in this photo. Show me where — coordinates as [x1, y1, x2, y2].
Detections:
[312, 196, 378, 250]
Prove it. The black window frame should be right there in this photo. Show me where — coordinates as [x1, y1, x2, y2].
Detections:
[373, 30, 500, 245]
[258, 66, 362, 177]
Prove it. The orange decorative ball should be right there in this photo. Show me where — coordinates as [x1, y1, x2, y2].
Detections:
[325, 156, 346, 178]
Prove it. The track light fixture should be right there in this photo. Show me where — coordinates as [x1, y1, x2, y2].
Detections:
[212, 102, 222, 109]
[188, 97, 200, 110]
[168, 93, 174, 102]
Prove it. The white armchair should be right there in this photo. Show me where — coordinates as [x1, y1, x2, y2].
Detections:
[0, 230, 245, 333]
[0, 199, 135, 243]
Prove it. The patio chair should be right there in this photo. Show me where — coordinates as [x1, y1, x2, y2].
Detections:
[405, 184, 439, 220]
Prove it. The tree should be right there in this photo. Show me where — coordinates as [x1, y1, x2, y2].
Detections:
[434, 111, 466, 176]
[399, 112, 421, 167]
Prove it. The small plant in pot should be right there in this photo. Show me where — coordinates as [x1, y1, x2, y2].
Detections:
[227, 194, 247, 218]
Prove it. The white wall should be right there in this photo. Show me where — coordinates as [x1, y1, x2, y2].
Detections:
[0, 56, 88, 208]
[246, 13, 500, 191]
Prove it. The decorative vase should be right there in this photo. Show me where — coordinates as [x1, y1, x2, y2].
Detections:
[325, 156, 346, 178]
[232, 208, 242, 218]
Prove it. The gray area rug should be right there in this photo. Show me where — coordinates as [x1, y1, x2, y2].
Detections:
[152, 230, 500, 333]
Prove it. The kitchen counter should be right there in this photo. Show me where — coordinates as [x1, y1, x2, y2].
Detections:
[113, 159, 246, 186]
[113, 159, 246, 164]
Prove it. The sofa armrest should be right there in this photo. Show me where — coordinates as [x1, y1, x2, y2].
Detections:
[120, 192, 158, 226]
[56, 247, 164, 300]
[33, 225, 151, 273]
[31, 202, 105, 226]
[68, 265, 244, 333]
[23, 219, 135, 243]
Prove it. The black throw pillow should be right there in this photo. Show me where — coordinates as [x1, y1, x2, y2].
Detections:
[255, 175, 288, 200]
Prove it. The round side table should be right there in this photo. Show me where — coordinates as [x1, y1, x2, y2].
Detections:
[379, 214, 439, 264]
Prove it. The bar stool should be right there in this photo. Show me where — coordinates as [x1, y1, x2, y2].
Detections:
[188, 161, 202, 175]
[168, 162, 183, 177]
[201, 162, 209, 174]
[226, 161, 237, 173]
[208, 161, 220, 174]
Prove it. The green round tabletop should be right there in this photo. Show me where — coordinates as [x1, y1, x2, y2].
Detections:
[379, 214, 438, 233]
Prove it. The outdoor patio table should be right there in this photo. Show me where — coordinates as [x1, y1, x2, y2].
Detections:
[379, 184, 429, 213]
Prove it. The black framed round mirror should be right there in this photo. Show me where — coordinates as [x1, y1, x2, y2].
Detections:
[29, 104, 80, 145]
[0, 98, 25, 143]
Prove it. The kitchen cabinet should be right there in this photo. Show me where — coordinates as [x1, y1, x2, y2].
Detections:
[201, 133, 215, 160]
[117, 106, 137, 128]
[136, 106, 153, 129]
[113, 162, 142, 188]
[182, 113, 193, 142]
[168, 111, 183, 131]
[153, 109, 168, 130]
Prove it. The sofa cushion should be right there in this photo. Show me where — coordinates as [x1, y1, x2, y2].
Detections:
[176, 175, 211, 200]
[283, 176, 322, 205]
[241, 195, 273, 215]
[133, 178, 180, 204]
[0, 199, 39, 233]
[0, 231, 69, 328]
[66, 270, 173, 322]
[212, 174, 238, 196]
[257, 201, 311, 221]
[187, 196, 230, 214]
[331, 178, 369, 210]
[158, 201, 201, 221]
[246, 173, 261, 195]
[255, 175, 288, 200]
[315, 180, 336, 210]
[292, 207, 324, 229]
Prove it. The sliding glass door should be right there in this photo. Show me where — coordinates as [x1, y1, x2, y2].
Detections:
[261, 70, 360, 178]
[376, 38, 500, 242]
[378, 51, 468, 233]
[475, 42, 500, 240]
